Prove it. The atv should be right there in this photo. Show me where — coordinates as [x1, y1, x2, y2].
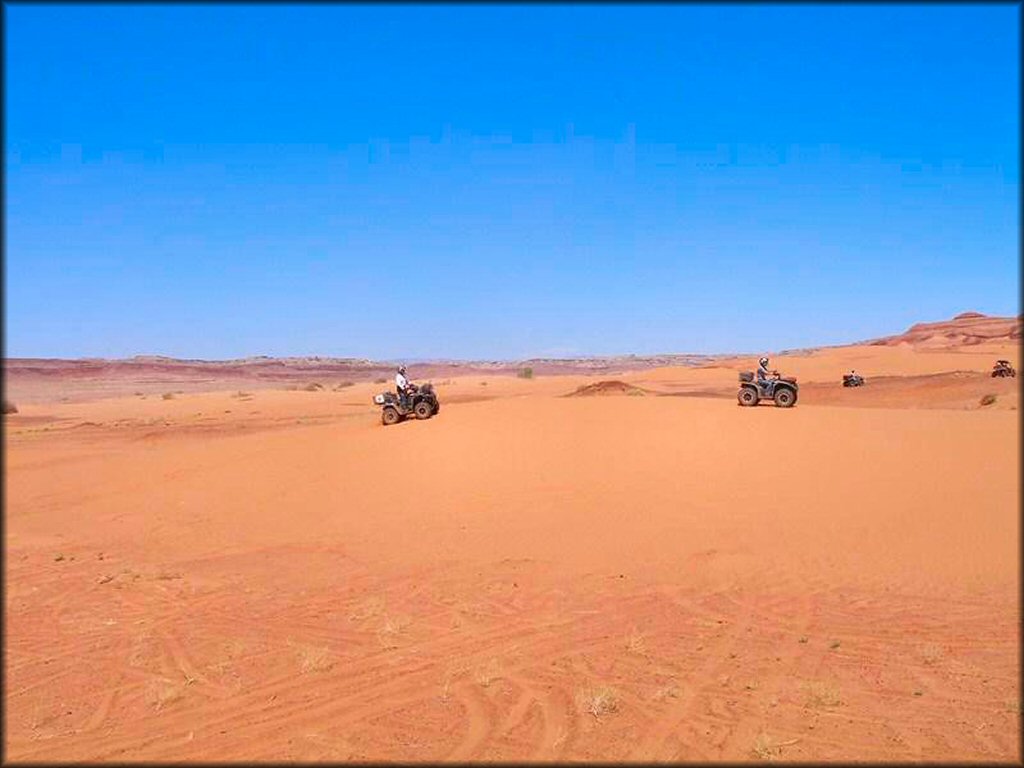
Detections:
[737, 370, 798, 408]
[374, 382, 440, 425]
[842, 372, 865, 387]
[992, 360, 1016, 378]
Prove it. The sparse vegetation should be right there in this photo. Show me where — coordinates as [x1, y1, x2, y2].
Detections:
[3, 400, 18, 414]
[376, 614, 410, 650]
[652, 681, 681, 701]
[288, 640, 335, 673]
[920, 642, 943, 665]
[334, 381, 354, 390]
[147, 678, 186, 711]
[577, 684, 619, 717]
[374, 377, 387, 384]
[752, 732, 800, 761]
[303, 382, 324, 392]
[980, 393, 997, 406]
[474, 658, 502, 688]
[518, 367, 534, 379]
[625, 628, 647, 655]
[829, 639, 841, 650]
[161, 392, 175, 400]
[802, 680, 841, 708]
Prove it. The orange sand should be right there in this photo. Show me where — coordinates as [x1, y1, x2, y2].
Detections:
[3, 342, 1020, 762]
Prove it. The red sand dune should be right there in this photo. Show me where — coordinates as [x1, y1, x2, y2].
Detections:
[3, 314, 1020, 762]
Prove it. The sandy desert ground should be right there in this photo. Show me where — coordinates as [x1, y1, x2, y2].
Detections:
[3, 322, 1021, 762]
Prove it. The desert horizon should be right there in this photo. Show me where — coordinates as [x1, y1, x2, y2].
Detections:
[4, 309, 1020, 761]
[5, 3, 1019, 762]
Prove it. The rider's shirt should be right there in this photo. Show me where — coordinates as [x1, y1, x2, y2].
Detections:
[396, 372, 409, 391]
[757, 363, 770, 381]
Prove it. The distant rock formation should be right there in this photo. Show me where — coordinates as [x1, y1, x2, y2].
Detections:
[867, 312, 1021, 347]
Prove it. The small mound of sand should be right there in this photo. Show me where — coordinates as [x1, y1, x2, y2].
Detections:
[566, 380, 648, 397]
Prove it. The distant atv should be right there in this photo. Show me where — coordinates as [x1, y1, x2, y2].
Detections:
[842, 372, 865, 387]
[374, 383, 440, 425]
[992, 360, 1016, 378]
[737, 371, 798, 408]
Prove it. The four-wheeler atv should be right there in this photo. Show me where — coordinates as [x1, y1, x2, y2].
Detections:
[737, 370, 798, 408]
[374, 382, 440, 425]
[842, 372, 865, 387]
[992, 360, 1016, 378]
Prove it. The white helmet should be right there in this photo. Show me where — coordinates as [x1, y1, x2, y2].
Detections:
[397, 365, 406, 375]
[759, 357, 769, 367]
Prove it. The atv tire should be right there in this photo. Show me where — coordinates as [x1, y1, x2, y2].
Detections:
[738, 387, 759, 407]
[382, 406, 401, 426]
[414, 401, 433, 420]
[774, 388, 796, 408]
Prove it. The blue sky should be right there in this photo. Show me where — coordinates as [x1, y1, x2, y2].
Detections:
[4, 4, 1019, 360]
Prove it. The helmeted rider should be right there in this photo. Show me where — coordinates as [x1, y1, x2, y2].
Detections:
[395, 365, 413, 410]
[756, 356, 776, 395]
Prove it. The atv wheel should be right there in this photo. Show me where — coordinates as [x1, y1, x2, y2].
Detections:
[414, 401, 433, 419]
[774, 388, 796, 408]
[432, 401, 440, 414]
[382, 407, 401, 426]
[738, 387, 759, 407]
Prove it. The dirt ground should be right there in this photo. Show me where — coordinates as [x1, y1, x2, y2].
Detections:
[3, 342, 1020, 762]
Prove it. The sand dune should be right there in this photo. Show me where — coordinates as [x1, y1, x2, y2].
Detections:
[3, 325, 1020, 762]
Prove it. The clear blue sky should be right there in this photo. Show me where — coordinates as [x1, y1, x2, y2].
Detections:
[4, 4, 1019, 360]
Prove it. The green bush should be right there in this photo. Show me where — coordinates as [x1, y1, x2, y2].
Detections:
[518, 367, 534, 379]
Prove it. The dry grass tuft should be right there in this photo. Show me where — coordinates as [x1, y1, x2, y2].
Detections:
[147, 678, 186, 711]
[802, 680, 841, 708]
[376, 614, 410, 649]
[652, 681, 681, 701]
[577, 684, 620, 718]
[625, 628, 647, 656]
[474, 657, 503, 688]
[348, 596, 385, 622]
[752, 732, 800, 761]
[161, 392, 175, 400]
[303, 382, 324, 392]
[919, 642, 943, 665]
[289, 641, 335, 673]
[980, 393, 997, 407]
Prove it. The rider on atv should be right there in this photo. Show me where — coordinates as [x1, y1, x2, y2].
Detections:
[756, 357, 776, 396]
[395, 366, 414, 410]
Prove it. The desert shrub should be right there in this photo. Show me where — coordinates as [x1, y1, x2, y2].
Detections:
[374, 378, 387, 384]
[161, 392, 175, 400]
[980, 394, 997, 406]
[517, 367, 534, 379]
[334, 381, 354, 390]
[303, 382, 324, 392]
[3, 400, 17, 414]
